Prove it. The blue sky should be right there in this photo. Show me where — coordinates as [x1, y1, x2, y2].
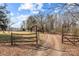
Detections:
[6, 3, 64, 28]
[3, 3, 72, 28]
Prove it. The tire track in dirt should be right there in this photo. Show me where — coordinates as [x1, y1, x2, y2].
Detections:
[52, 34, 62, 55]
[35, 34, 62, 56]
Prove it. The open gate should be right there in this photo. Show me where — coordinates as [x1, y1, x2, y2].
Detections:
[62, 23, 79, 45]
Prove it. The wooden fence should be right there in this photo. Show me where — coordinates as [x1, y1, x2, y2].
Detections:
[10, 25, 39, 48]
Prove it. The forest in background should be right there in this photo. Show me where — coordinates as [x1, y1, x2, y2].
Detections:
[20, 3, 79, 35]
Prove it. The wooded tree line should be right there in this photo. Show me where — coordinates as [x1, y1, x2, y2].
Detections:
[0, 4, 10, 31]
[20, 3, 79, 34]
[0, 3, 79, 33]
[25, 13, 79, 33]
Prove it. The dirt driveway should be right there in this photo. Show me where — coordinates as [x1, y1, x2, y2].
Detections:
[34, 34, 62, 56]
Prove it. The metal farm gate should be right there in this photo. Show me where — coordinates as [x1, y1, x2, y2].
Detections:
[62, 24, 79, 45]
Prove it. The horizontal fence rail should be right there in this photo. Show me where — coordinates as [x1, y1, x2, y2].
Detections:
[10, 25, 39, 48]
[62, 25, 79, 45]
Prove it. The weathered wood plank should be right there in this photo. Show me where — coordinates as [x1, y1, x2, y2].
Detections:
[14, 40, 36, 42]
[64, 37, 76, 45]
[13, 33, 36, 35]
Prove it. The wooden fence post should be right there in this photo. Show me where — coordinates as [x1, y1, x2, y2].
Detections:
[11, 32, 13, 46]
[36, 25, 39, 48]
[62, 25, 64, 43]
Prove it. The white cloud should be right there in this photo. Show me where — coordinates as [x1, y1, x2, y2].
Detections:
[11, 21, 21, 28]
[10, 3, 44, 28]
[10, 12, 14, 16]
[10, 14, 30, 28]
[54, 7, 61, 13]
[35, 3, 43, 10]
[16, 14, 30, 21]
[18, 3, 43, 14]
[32, 10, 39, 14]
[18, 3, 33, 11]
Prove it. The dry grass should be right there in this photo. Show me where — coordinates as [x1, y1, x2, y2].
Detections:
[0, 31, 62, 56]
[0, 31, 79, 56]
[62, 44, 79, 56]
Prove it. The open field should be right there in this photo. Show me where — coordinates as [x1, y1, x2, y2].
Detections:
[0, 31, 79, 55]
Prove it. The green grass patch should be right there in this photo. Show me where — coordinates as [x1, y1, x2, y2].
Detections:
[0, 34, 11, 41]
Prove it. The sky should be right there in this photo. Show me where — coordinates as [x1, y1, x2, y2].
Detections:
[6, 3, 64, 28]
[4, 3, 78, 28]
